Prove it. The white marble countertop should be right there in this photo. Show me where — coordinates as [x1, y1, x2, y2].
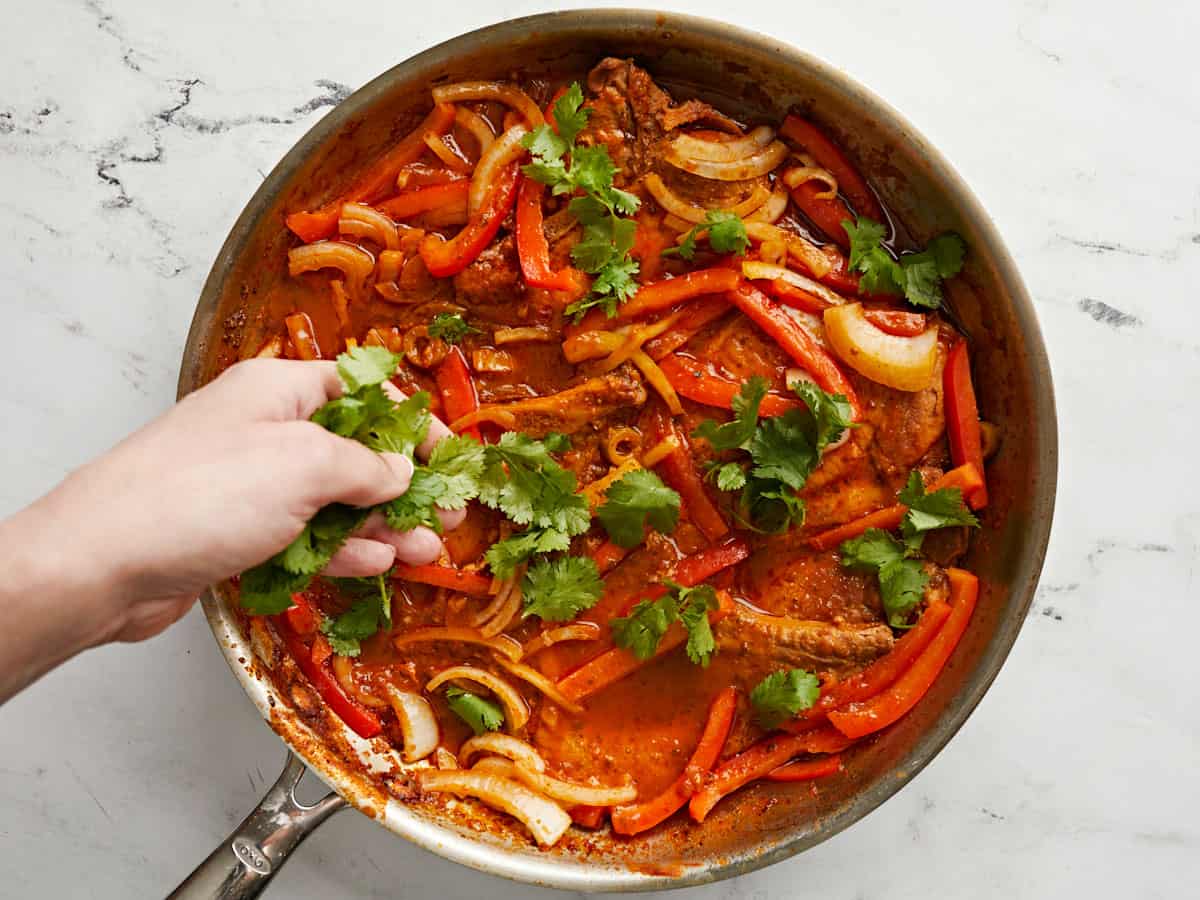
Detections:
[2, 1, 1197, 897]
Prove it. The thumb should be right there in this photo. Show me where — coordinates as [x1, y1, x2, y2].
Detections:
[298, 426, 414, 509]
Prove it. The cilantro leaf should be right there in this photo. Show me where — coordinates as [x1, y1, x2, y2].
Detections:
[898, 471, 979, 537]
[279, 504, 370, 575]
[843, 216, 966, 309]
[694, 376, 766, 452]
[738, 476, 807, 534]
[336, 345, 400, 392]
[596, 469, 681, 548]
[427, 313, 478, 345]
[238, 564, 309, 615]
[791, 381, 854, 454]
[611, 596, 676, 660]
[713, 462, 747, 492]
[319, 583, 392, 658]
[878, 558, 929, 628]
[385, 434, 485, 532]
[551, 82, 589, 145]
[521, 556, 604, 622]
[749, 411, 818, 491]
[672, 581, 719, 667]
[484, 527, 571, 580]
[445, 686, 504, 735]
[479, 433, 591, 536]
[662, 210, 750, 261]
[750, 669, 820, 728]
[839, 528, 907, 571]
[543, 431, 572, 453]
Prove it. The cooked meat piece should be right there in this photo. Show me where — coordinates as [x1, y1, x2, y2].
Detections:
[716, 604, 894, 673]
[453, 234, 523, 308]
[475, 367, 647, 437]
[853, 343, 948, 477]
[742, 545, 883, 624]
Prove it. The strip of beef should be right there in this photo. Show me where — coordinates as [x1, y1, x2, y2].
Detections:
[475, 366, 647, 437]
[715, 605, 894, 673]
[453, 234, 523, 311]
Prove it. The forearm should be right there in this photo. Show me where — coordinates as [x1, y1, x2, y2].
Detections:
[0, 492, 121, 703]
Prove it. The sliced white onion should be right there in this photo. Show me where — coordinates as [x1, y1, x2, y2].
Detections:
[338, 203, 401, 250]
[492, 656, 585, 716]
[458, 732, 546, 772]
[669, 125, 774, 163]
[744, 221, 833, 278]
[469, 123, 528, 218]
[393, 626, 523, 661]
[472, 756, 637, 807]
[384, 685, 439, 763]
[644, 173, 770, 225]
[255, 335, 284, 359]
[331, 655, 388, 709]
[288, 241, 375, 283]
[478, 582, 522, 639]
[741, 260, 849, 307]
[522, 622, 602, 657]
[782, 164, 838, 200]
[454, 106, 496, 154]
[746, 180, 789, 223]
[493, 325, 554, 344]
[435, 747, 459, 770]
[431, 82, 545, 129]
[423, 132, 473, 174]
[418, 769, 571, 846]
[664, 140, 789, 181]
[426, 666, 529, 731]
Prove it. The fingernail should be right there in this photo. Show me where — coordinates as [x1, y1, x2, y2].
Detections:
[382, 453, 414, 490]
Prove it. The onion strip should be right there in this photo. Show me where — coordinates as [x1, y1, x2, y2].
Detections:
[393, 626, 522, 661]
[447, 407, 519, 433]
[423, 132, 473, 174]
[562, 330, 623, 364]
[468, 123, 529, 218]
[744, 221, 833, 278]
[331, 656, 388, 709]
[472, 756, 637, 807]
[664, 139, 789, 181]
[418, 770, 570, 846]
[383, 685, 440, 762]
[630, 349, 683, 414]
[458, 732, 547, 772]
[746, 180, 790, 223]
[479, 579, 522, 639]
[522, 622, 603, 658]
[493, 656, 586, 716]
[741, 260, 849, 307]
[338, 203, 401, 250]
[287, 241, 375, 283]
[431, 82, 545, 129]
[641, 434, 681, 467]
[670, 125, 774, 163]
[454, 106, 496, 154]
[493, 325, 554, 344]
[783, 164, 839, 200]
[645, 173, 770, 224]
[435, 747, 459, 770]
[427, 666, 530, 731]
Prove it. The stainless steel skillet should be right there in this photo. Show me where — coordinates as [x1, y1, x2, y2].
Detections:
[171, 9, 1058, 896]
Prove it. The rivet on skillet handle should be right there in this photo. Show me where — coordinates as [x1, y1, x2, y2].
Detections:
[166, 752, 346, 899]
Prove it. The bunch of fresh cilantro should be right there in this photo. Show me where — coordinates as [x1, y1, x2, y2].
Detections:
[662, 209, 750, 261]
[239, 346, 484, 616]
[839, 471, 979, 627]
[693, 376, 855, 533]
[520, 83, 642, 319]
[843, 217, 965, 309]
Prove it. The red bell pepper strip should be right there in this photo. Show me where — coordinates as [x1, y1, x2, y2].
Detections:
[435, 346, 480, 440]
[658, 354, 801, 417]
[419, 163, 521, 277]
[284, 312, 321, 361]
[688, 725, 854, 822]
[943, 341, 988, 509]
[778, 115, 884, 224]
[806, 463, 984, 551]
[283, 593, 319, 636]
[727, 283, 860, 415]
[630, 212, 674, 282]
[758, 277, 833, 314]
[765, 754, 843, 782]
[611, 686, 737, 835]
[828, 569, 978, 739]
[274, 611, 383, 739]
[616, 268, 741, 321]
[786, 178, 857, 252]
[392, 563, 493, 597]
[643, 294, 731, 360]
[864, 308, 927, 337]
[654, 433, 730, 543]
[376, 180, 469, 221]
[514, 178, 579, 291]
[590, 539, 630, 576]
[780, 601, 952, 733]
[285, 103, 457, 242]
[673, 536, 750, 587]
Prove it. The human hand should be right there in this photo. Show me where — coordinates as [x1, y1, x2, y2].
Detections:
[0, 358, 463, 658]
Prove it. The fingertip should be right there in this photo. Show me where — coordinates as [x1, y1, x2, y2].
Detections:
[380, 526, 444, 565]
[436, 506, 468, 531]
[323, 538, 397, 577]
[381, 452, 414, 492]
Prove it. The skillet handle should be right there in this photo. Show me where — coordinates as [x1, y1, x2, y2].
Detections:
[166, 751, 347, 900]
